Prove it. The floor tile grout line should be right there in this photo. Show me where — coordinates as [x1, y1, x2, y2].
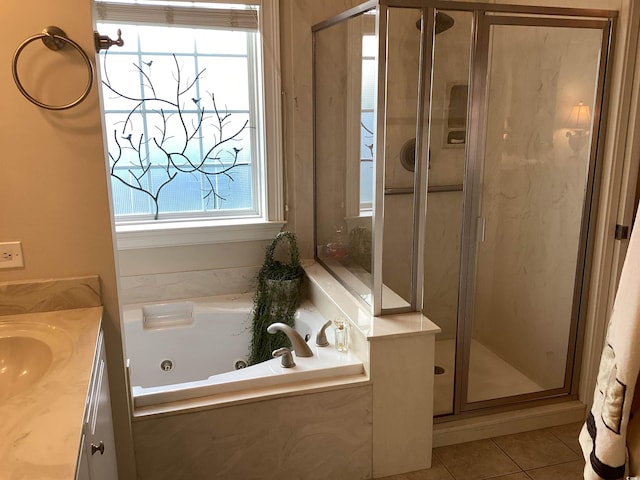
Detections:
[537, 427, 584, 463]
[433, 432, 586, 480]
[491, 430, 584, 470]
[431, 449, 458, 480]
[489, 437, 527, 471]
[523, 457, 586, 474]
[546, 422, 585, 456]
[433, 446, 490, 480]
[478, 468, 527, 480]
[437, 440, 526, 480]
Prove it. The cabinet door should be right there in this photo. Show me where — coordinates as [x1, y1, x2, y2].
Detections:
[75, 434, 91, 480]
[87, 334, 118, 480]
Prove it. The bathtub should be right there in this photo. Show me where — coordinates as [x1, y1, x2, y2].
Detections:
[122, 293, 364, 408]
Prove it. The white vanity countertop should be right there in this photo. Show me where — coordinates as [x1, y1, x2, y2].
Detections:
[0, 307, 102, 480]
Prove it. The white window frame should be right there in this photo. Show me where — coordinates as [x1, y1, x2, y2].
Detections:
[95, 0, 284, 249]
[346, 15, 375, 218]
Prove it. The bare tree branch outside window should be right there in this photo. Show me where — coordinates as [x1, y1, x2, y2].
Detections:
[102, 52, 248, 220]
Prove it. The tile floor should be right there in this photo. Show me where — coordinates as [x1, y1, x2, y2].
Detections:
[379, 422, 585, 480]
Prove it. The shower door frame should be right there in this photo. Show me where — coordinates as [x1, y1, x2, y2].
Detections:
[372, 1, 617, 317]
[312, 0, 618, 416]
[455, 8, 616, 414]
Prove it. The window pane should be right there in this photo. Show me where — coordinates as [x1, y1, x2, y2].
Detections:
[205, 164, 253, 211]
[138, 26, 196, 53]
[98, 18, 260, 221]
[362, 35, 377, 57]
[111, 168, 154, 215]
[360, 161, 374, 205]
[360, 111, 375, 159]
[197, 57, 250, 110]
[156, 168, 204, 214]
[194, 29, 248, 55]
[361, 58, 377, 110]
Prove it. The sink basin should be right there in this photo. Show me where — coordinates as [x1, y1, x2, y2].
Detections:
[0, 336, 53, 402]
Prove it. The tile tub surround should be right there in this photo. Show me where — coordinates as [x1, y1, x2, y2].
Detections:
[117, 266, 260, 305]
[130, 262, 440, 479]
[0, 307, 103, 479]
[0, 276, 101, 316]
[132, 385, 373, 480]
[303, 261, 441, 477]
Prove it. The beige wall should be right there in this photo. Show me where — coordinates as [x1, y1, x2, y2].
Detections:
[0, 1, 135, 477]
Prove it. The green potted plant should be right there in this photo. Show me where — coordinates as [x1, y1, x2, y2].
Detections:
[248, 231, 304, 365]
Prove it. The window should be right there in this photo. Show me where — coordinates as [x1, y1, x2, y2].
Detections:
[360, 34, 376, 211]
[345, 18, 375, 219]
[96, 0, 283, 248]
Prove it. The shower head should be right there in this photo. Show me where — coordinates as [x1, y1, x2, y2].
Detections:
[415, 12, 455, 35]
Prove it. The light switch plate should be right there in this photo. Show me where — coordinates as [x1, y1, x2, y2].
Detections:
[0, 241, 24, 269]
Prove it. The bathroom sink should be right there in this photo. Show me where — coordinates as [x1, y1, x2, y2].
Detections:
[0, 335, 54, 402]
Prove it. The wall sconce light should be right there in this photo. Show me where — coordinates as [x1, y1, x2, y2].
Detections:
[566, 102, 591, 154]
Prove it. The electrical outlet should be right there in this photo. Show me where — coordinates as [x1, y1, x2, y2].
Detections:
[0, 241, 24, 269]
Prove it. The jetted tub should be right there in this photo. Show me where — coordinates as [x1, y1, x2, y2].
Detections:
[122, 293, 364, 408]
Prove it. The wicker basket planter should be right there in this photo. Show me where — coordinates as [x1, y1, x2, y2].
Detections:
[248, 231, 304, 365]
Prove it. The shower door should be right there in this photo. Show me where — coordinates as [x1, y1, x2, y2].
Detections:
[457, 13, 611, 411]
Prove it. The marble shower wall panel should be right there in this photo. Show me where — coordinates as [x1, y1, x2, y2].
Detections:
[472, 26, 601, 389]
[428, 11, 471, 187]
[383, 195, 415, 301]
[423, 192, 464, 339]
[422, 11, 472, 337]
[314, 21, 349, 250]
[384, 8, 420, 191]
[132, 385, 373, 480]
[382, 8, 421, 302]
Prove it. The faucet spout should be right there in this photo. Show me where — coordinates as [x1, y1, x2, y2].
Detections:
[266, 322, 314, 357]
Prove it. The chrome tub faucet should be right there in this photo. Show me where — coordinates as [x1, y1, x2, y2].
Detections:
[266, 322, 314, 357]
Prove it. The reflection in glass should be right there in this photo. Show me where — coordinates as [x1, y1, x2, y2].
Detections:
[380, 7, 422, 310]
[425, 10, 472, 417]
[314, 12, 376, 304]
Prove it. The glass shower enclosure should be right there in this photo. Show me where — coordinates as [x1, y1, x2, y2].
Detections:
[313, 1, 615, 416]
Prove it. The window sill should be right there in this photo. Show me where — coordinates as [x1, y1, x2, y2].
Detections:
[115, 219, 286, 250]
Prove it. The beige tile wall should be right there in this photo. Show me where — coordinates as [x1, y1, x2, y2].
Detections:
[132, 385, 373, 480]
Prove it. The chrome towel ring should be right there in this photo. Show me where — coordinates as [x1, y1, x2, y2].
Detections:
[12, 26, 94, 111]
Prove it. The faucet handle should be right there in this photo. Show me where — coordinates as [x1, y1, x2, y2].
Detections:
[273, 347, 296, 368]
[315, 320, 332, 347]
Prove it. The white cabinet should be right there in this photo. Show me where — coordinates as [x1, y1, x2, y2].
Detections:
[75, 435, 91, 480]
[76, 330, 118, 480]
